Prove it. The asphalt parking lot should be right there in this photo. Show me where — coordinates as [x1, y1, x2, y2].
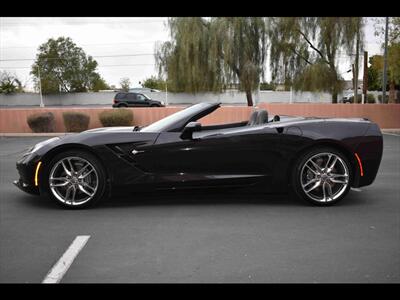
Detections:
[0, 135, 399, 283]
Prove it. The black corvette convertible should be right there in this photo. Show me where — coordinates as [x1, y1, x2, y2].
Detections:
[14, 102, 383, 208]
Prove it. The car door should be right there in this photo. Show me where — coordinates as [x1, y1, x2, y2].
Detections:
[189, 125, 282, 187]
[130, 125, 282, 188]
[135, 94, 150, 107]
[125, 93, 137, 106]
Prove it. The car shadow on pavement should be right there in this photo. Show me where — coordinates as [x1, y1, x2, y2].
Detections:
[102, 191, 298, 208]
[17, 188, 369, 210]
[99, 188, 369, 209]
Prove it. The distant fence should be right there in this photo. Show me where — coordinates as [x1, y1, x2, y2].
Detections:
[1, 104, 399, 133]
[0, 90, 343, 106]
[0, 90, 394, 107]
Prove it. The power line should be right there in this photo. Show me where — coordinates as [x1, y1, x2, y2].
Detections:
[0, 18, 165, 23]
[0, 53, 155, 62]
[98, 64, 155, 67]
[0, 41, 164, 49]
[0, 63, 156, 69]
[0, 20, 165, 27]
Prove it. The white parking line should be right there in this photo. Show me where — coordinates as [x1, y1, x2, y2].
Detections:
[42, 235, 90, 284]
[351, 188, 362, 192]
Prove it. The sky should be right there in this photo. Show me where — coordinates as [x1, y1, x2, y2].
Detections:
[0, 17, 384, 92]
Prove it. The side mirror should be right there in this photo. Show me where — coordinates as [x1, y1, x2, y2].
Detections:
[180, 122, 202, 140]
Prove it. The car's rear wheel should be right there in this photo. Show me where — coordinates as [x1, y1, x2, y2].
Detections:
[42, 150, 107, 208]
[292, 147, 352, 206]
[117, 103, 128, 107]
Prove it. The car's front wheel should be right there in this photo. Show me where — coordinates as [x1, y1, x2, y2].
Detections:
[292, 147, 352, 206]
[42, 150, 107, 208]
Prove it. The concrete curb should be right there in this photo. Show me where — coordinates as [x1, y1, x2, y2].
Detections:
[382, 129, 400, 134]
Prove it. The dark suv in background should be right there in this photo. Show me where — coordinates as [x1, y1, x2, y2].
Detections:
[112, 92, 165, 107]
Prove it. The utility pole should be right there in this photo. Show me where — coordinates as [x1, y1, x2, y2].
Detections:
[382, 17, 389, 103]
[363, 51, 368, 104]
[38, 67, 44, 108]
[165, 78, 168, 106]
[354, 26, 360, 104]
[352, 64, 356, 102]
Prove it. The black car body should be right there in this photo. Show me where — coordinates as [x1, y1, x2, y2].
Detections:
[112, 92, 164, 107]
[15, 102, 383, 208]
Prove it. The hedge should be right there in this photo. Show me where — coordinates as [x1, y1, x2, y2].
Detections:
[27, 112, 55, 133]
[62, 111, 90, 132]
[366, 94, 376, 103]
[99, 109, 133, 127]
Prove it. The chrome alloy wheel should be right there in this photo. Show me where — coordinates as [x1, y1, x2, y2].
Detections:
[300, 152, 349, 203]
[49, 156, 99, 206]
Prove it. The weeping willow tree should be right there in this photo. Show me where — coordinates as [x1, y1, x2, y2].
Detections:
[268, 17, 364, 103]
[155, 17, 268, 106]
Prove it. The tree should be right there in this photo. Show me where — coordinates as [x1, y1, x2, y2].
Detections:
[367, 55, 382, 91]
[120, 77, 131, 92]
[268, 17, 364, 103]
[0, 71, 23, 94]
[30, 37, 106, 94]
[141, 76, 166, 90]
[155, 17, 268, 106]
[374, 17, 400, 44]
[260, 82, 276, 90]
[368, 45, 400, 103]
[387, 43, 400, 102]
[91, 76, 110, 92]
[374, 18, 400, 103]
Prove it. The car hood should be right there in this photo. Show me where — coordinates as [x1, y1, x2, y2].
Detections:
[29, 127, 159, 159]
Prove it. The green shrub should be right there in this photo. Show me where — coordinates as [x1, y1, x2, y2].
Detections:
[27, 112, 55, 133]
[378, 95, 389, 103]
[366, 94, 375, 103]
[349, 94, 362, 103]
[62, 111, 90, 132]
[99, 109, 133, 127]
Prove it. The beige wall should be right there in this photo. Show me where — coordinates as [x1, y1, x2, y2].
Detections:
[1, 104, 399, 133]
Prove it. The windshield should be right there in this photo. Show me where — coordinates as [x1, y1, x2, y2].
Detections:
[142, 93, 150, 99]
[140, 103, 213, 133]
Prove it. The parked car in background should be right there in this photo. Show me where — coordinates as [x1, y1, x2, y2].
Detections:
[112, 92, 165, 108]
[341, 92, 354, 103]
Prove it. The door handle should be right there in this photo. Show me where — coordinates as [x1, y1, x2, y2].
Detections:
[132, 149, 145, 155]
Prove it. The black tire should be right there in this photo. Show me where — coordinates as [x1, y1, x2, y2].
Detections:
[40, 150, 107, 209]
[150, 104, 159, 107]
[118, 103, 128, 108]
[291, 147, 353, 206]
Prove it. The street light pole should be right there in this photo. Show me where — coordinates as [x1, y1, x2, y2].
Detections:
[362, 51, 368, 104]
[354, 25, 360, 104]
[165, 78, 168, 106]
[38, 67, 44, 108]
[382, 17, 389, 103]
